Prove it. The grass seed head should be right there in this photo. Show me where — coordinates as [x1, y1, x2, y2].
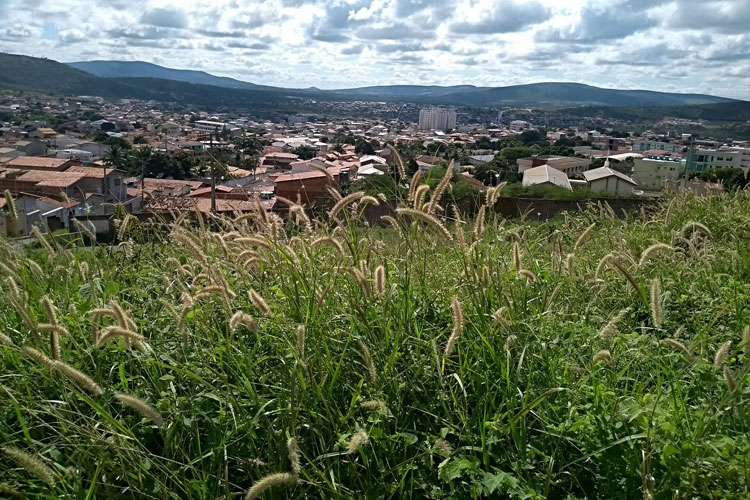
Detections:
[742, 326, 750, 357]
[244, 472, 297, 500]
[52, 360, 103, 396]
[229, 312, 259, 333]
[360, 400, 388, 413]
[723, 366, 737, 393]
[650, 278, 663, 328]
[574, 223, 596, 250]
[638, 243, 674, 267]
[443, 296, 464, 358]
[374, 265, 386, 297]
[663, 338, 695, 362]
[433, 438, 453, 457]
[249, 290, 271, 317]
[347, 430, 369, 455]
[2, 447, 55, 486]
[287, 437, 301, 474]
[23, 347, 54, 369]
[358, 339, 378, 383]
[713, 340, 732, 370]
[296, 325, 305, 358]
[115, 393, 164, 426]
[592, 350, 613, 364]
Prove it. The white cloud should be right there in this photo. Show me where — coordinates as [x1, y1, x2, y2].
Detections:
[0, 0, 745, 99]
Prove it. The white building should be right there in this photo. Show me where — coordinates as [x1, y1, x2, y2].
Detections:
[510, 120, 531, 133]
[632, 139, 682, 153]
[633, 157, 684, 191]
[418, 108, 457, 131]
[720, 146, 750, 168]
[691, 148, 742, 171]
[583, 164, 637, 195]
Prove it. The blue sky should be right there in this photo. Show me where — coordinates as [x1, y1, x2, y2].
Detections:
[0, 0, 748, 99]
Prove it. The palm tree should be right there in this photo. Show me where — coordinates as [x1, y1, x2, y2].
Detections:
[103, 145, 130, 200]
[131, 147, 153, 192]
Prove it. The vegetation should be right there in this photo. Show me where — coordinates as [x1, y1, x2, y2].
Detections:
[2, 187, 750, 499]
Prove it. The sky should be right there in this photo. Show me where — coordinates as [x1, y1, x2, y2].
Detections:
[0, 0, 748, 99]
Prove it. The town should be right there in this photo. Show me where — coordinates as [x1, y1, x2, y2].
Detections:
[1, 92, 748, 238]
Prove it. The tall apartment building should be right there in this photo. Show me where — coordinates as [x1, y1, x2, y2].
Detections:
[418, 107, 457, 131]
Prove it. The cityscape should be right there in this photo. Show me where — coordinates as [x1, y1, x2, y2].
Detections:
[1, 0, 749, 498]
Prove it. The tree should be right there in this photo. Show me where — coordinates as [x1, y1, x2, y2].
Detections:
[133, 136, 148, 145]
[355, 138, 376, 155]
[100, 122, 116, 132]
[104, 145, 129, 171]
[294, 145, 317, 160]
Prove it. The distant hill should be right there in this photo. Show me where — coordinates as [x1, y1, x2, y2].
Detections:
[68, 60, 280, 91]
[416, 82, 737, 107]
[1, 52, 745, 117]
[561, 101, 750, 122]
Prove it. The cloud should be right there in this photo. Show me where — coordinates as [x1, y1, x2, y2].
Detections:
[0, 0, 747, 99]
[58, 28, 86, 44]
[450, 1, 551, 34]
[141, 7, 189, 29]
[536, 2, 657, 43]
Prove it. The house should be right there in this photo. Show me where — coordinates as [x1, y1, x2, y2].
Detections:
[522, 165, 572, 190]
[274, 170, 338, 206]
[14, 140, 47, 156]
[0, 147, 21, 159]
[359, 155, 388, 170]
[65, 166, 128, 202]
[261, 152, 299, 170]
[468, 155, 495, 166]
[517, 155, 591, 176]
[56, 149, 94, 164]
[583, 165, 637, 195]
[136, 178, 207, 197]
[7, 157, 78, 171]
[416, 155, 446, 170]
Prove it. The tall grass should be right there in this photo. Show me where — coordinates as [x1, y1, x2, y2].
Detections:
[1, 190, 750, 499]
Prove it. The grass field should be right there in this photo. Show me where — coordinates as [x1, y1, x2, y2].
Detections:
[1, 186, 749, 499]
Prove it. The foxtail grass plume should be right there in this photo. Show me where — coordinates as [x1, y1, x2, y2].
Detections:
[592, 350, 613, 364]
[2, 446, 55, 486]
[504, 335, 517, 356]
[287, 437, 301, 474]
[425, 163, 453, 215]
[742, 326, 749, 357]
[3, 190, 18, 219]
[381, 215, 400, 231]
[407, 169, 423, 203]
[244, 472, 297, 500]
[115, 393, 164, 426]
[23, 346, 54, 369]
[296, 325, 306, 358]
[599, 308, 631, 340]
[0, 331, 13, 346]
[413, 184, 430, 210]
[609, 258, 644, 301]
[311, 236, 344, 257]
[574, 223, 596, 250]
[493, 307, 510, 328]
[519, 269, 537, 283]
[724, 366, 738, 393]
[360, 400, 388, 413]
[650, 278, 663, 328]
[374, 265, 385, 297]
[229, 312, 259, 333]
[443, 296, 464, 358]
[638, 243, 674, 267]
[53, 360, 103, 396]
[388, 144, 407, 179]
[396, 208, 452, 241]
[249, 290, 271, 317]
[95, 326, 150, 353]
[329, 191, 365, 219]
[347, 430, 369, 455]
[513, 242, 521, 276]
[433, 439, 453, 457]
[474, 206, 486, 241]
[358, 339, 377, 383]
[681, 221, 712, 240]
[662, 338, 695, 362]
[713, 341, 732, 370]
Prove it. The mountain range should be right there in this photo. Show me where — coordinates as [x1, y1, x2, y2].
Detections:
[1, 52, 746, 118]
[65, 57, 737, 108]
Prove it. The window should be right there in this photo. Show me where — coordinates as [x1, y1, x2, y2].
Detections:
[114, 177, 121, 186]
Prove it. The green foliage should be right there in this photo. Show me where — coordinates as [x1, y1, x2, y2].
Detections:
[500, 183, 624, 200]
[699, 168, 749, 191]
[293, 145, 317, 160]
[2, 179, 750, 499]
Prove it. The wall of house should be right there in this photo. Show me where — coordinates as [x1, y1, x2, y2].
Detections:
[589, 177, 634, 196]
[633, 159, 682, 191]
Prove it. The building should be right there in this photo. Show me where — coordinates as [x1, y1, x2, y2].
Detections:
[720, 146, 750, 168]
[522, 165, 571, 190]
[583, 165, 637, 195]
[6, 157, 78, 171]
[509, 120, 530, 133]
[687, 148, 742, 171]
[633, 157, 684, 191]
[632, 139, 682, 153]
[517, 155, 591, 176]
[418, 108, 457, 131]
[57, 149, 94, 164]
[274, 170, 338, 206]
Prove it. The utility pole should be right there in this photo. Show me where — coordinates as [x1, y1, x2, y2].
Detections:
[210, 128, 217, 213]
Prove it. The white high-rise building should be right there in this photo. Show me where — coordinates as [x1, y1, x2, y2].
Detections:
[418, 107, 457, 131]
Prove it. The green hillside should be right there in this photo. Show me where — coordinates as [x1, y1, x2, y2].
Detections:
[2, 189, 750, 498]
